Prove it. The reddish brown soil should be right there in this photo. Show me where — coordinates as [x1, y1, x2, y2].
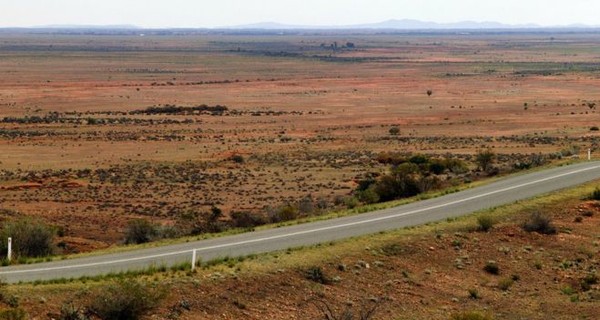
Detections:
[8, 197, 600, 319]
[1, 32, 600, 250]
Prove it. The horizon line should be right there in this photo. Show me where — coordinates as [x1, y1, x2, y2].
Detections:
[1, 18, 599, 30]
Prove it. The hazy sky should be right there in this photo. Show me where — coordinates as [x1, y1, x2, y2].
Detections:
[2, 0, 598, 28]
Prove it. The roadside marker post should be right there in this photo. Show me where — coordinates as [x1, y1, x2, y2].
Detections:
[589, 149, 592, 161]
[7, 238, 12, 262]
[191, 249, 197, 271]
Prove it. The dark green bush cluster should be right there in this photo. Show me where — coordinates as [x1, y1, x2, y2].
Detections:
[1, 112, 62, 124]
[357, 153, 467, 204]
[588, 187, 600, 201]
[125, 206, 272, 244]
[130, 104, 228, 115]
[230, 211, 268, 229]
[0, 218, 55, 258]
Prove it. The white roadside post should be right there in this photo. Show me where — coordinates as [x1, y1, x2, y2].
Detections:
[7, 237, 12, 262]
[589, 149, 592, 161]
[191, 249, 197, 271]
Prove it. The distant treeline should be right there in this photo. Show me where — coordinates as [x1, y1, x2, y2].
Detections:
[130, 104, 228, 115]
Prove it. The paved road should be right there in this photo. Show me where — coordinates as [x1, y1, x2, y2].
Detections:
[2, 161, 600, 283]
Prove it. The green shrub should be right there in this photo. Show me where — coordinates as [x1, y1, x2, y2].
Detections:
[230, 154, 245, 163]
[581, 273, 598, 291]
[356, 186, 380, 204]
[428, 160, 446, 174]
[589, 187, 600, 201]
[561, 285, 575, 295]
[230, 211, 267, 229]
[476, 149, 495, 172]
[389, 126, 400, 136]
[523, 212, 557, 235]
[498, 278, 514, 291]
[90, 279, 168, 320]
[124, 219, 159, 244]
[476, 215, 495, 232]
[468, 288, 480, 299]
[0, 292, 19, 308]
[59, 303, 89, 320]
[409, 154, 429, 165]
[0, 309, 27, 320]
[344, 196, 360, 209]
[451, 311, 494, 320]
[0, 218, 55, 258]
[271, 205, 299, 223]
[483, 261, 500, 275]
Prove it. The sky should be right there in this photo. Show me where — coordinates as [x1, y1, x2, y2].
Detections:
[1, 0, 599, 28]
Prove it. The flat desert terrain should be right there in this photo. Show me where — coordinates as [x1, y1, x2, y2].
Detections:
[0, 31, 599, 251]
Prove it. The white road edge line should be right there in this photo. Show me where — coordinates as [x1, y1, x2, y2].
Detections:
[2, 164, 600, 275]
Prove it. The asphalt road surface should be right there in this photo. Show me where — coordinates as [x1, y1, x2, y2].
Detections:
[2, 161, 600, 283]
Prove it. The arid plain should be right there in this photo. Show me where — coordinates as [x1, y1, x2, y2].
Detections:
[0, 31, 599, 319]
[1, 32, 599, 250]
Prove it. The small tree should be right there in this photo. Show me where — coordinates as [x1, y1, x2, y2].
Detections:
[427, 89, 433, 97]
[230, 154, 244, 164]
[476, 149, 495, 172]
[389, 126, 400, 136]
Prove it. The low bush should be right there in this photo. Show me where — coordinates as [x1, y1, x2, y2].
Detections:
[230, 211, 267, 229]
[498, 278, 514, 291]
[451, 311, 494, 320]
[476, 215, 495, 232]
[230, 154, 245, 164]
[523, 212, 557, 235]
[58, 303, 89, 320]
[581, 273, 598, 291]
[312, 297, 381, 320]
[468, 288, 480, 300]
[589, 187, 600, 201]
[305, 266, 331, 285]
[124, 219, 159, 244]
[483, 261, 500, 275]
[0, 218, 55, 258]
[270, 205, 299, 223]
[0, 308, 27, 320]
[90, 279, 168, 320]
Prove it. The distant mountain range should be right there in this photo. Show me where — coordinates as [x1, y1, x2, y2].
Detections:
[7, 20, 600, 31]
[34, 24, 141, 29]
[227, 19, 597, 30]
